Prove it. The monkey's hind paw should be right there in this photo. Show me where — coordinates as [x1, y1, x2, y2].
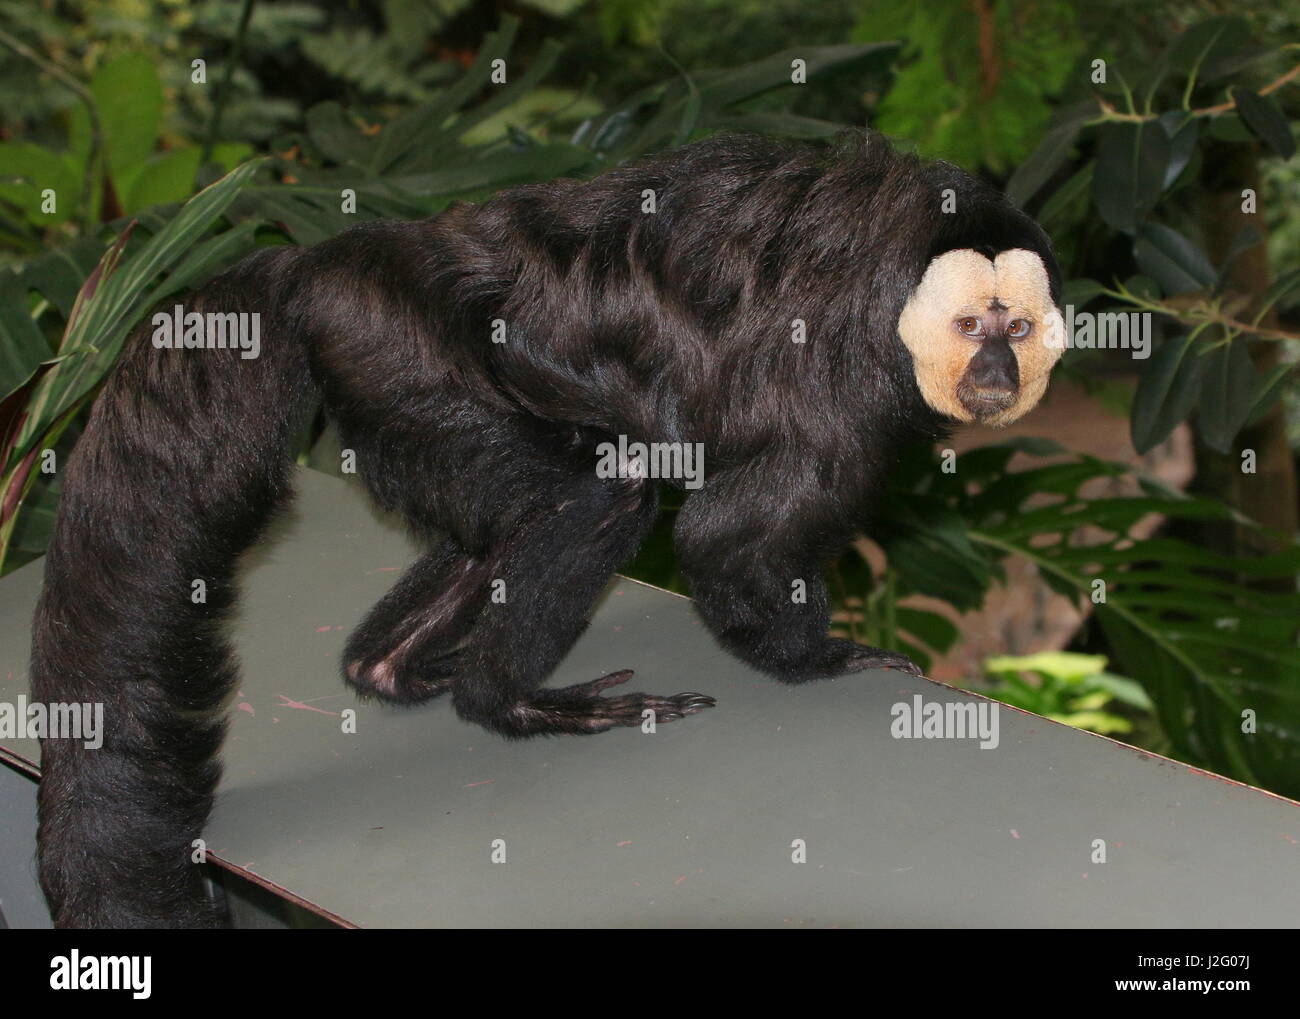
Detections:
[344, 650, 459, 704]
[511, 670, 717, 735]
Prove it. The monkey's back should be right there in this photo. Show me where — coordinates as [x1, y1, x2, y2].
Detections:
[299, 132, 942, 472]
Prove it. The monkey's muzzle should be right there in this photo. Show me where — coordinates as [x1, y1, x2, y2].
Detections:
[957, 383, 1018, 420]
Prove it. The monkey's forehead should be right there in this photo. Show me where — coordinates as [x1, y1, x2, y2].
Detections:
[918, 248, 1056, 312]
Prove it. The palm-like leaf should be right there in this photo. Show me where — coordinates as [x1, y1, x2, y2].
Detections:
[871, 440, 1300, 796]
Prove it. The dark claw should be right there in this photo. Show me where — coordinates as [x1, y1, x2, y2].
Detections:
[526, 673, 717, 732]
[641, 692, 717, 723]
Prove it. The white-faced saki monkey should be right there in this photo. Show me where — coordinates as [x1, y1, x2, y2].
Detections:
[30, 130, 1064, 926]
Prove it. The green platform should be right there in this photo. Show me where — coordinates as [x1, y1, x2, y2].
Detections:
[2, 468, 1298, 928]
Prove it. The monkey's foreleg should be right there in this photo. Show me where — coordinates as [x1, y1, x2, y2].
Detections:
[673, 474, 922, 682]
[450, 474, 715, 737]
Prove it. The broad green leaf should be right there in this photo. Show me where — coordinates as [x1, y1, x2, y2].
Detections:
[1214, 224, 1262, 293]
[11, 160, 266, 460]
[446, 40, 566, 145]
[458, 88, 603, 147]
[1197, 341, 1257, 453]
[1230, 87, 1296, 159]
[1256, 268, 1300, 319]
[986, 651, 1109, 683]
[1059, 537, 1300, 576]
[1049, 710, 1132, 735]
[1007, 101, 1092, 208]
[1123, 273, 1161, 301]
[1062, 277, 1103, 309]
[1038, 161, 1093, 227]
[0, 142, 80, 225]
[8, 467, 60, 553]
[673, 70, 702, 149]
[1205, 113, 1255, 143]
[371, 17, 521, 173]
[886, 533, 989, 612]
[1134, 223, 1215, 295]
[614, 43, 899, 159]
[995, 436, 1070, 458]
[1092, 121, 1170, 234]
[0, 270, 51, 398]
[387, 143, 592, 197]
[209, 142, 256, 173]
[1243, 364, 1294, 427]
[895, 607, 959, 654]
[17, 234, 109, 318]
[143, 221, 263, 307]
[1088, 672, 1155, 710]
[1201, 44, 1274, 83]
[1131, 332, 1205, 453]
[126, 149, 202, 213]
[1157, 111, 1199, 189]
[244, 192, 340, 245]
[1167, 16, 1251, 76]
[91, 53, 164, 176]
[697, 43, 899, 108]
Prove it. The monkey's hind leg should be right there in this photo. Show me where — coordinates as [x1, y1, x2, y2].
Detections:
[450, 470, 715, 738]
[343, 536, 488, 704]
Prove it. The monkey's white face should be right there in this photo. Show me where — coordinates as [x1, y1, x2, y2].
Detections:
[897, 248, 1064, 426]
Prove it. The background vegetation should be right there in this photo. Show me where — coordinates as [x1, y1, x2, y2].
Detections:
[2, 0, 1298, 797]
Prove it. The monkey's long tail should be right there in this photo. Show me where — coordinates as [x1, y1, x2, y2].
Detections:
[29, 247, 315, 928]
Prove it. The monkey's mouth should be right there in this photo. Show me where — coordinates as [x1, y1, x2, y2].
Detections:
[957, 384, 1017, 420]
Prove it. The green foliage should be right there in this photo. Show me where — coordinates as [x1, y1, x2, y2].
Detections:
[2, 3, 1298, 805]
[0, 140, 79, 229]
[852, 0, 1083, 173]
[296, 1, 468, 104]
[0, 161, 266, 569]
[565, 0, 873, 129]
[0, 45, 250, 251]
[0, 16, 893, 575]
[981, 651, 1153, 736]
[848, 439, 1300, 798]
[1008, 15, 1300, 458]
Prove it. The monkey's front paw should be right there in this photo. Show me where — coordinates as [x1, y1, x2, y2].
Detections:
[511, 670, 717, 735]
[844, 647, 924, 677]
[823, 638, 924, 677]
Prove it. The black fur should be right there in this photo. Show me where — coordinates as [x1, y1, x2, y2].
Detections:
[30, 130, 1059, 927]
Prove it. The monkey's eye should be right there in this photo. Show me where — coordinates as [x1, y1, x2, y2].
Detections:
[1007, 318, 1032, 339]
[956, 316, 982, 336]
